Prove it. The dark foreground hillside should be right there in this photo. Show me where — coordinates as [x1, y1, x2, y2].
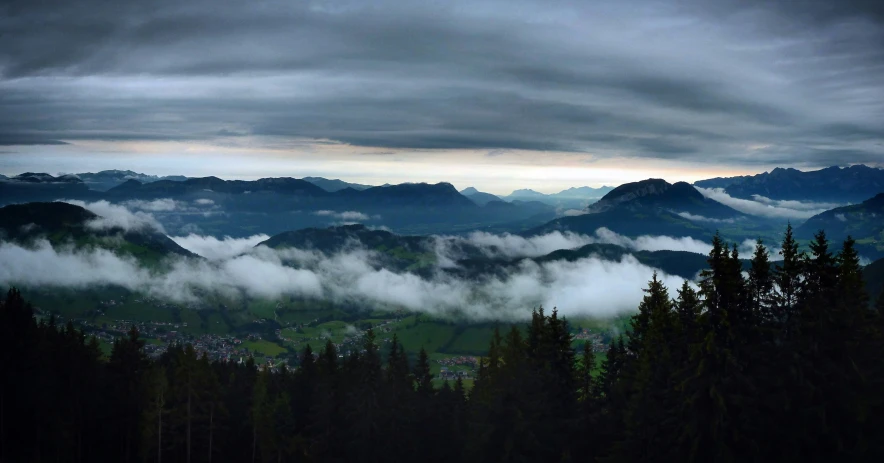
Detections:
[2, 226, 884, 462]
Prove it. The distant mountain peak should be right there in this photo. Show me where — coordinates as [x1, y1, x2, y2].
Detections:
[506, 189, 548, 201]
[557, 186, 615, 194]
[302, 176, 372, 192]
[11, 172, 84, 184]
[586, 178, 732, 218]
[695, 164, 884, 202]
[459, 187, 502, 206]
[586, 180, 663, 214]
[510, 188, 542, 195]
[0, 202, 192, 258]
[69, 170, 189, 191]
[592, 178, 671, 210]
[668, 181, 705, 198]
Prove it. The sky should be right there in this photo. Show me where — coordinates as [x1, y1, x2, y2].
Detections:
[2, 0, 883, 194]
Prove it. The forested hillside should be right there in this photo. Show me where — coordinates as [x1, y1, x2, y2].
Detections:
[2, 226, 884, 462]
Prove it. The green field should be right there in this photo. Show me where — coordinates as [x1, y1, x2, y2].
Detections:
[247, 300, 278, 320]
[241, 340, 288, 358]
[390, 322, 458, 352]
[444, 326, 498, 354]
[281, 320, 357, 346]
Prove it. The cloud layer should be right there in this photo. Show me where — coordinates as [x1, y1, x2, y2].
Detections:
[435, 228, 714, 262]
[676, 211, 737, 224]
[64, 199, 167, 233]
[0, 236, 693, 320]
[169, 234, 270, 261]
[695, 187, 846, 220]
[3, 199, 803, 320]
[1, 0, 882, 169]
[313, 210, 375, 222]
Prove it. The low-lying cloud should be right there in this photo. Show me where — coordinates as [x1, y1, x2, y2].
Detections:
[170, 234, 270, 261]
[62, 200, 166, 233]
[122, 197, 220, 215]
[435, 228, 713, 262]
[122, 198, 181, 212]
[676, 211, 737, 224]
[1, 233, 696, 321]
[562, 209, 587, 217]
[2, 200, 733, 320]
[443, 230, 596, 259]
[591, 228, 711, 254]
[749, 195, 844, 212]
[314, 210, 376, 222]
[695, 187, 844, 220]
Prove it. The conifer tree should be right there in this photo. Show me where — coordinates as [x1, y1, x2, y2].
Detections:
[171, 344, 203, 463]
[386, 335, 411, 391]
[385, 336, 415, 462]
[579, 341, 596, 404]
[803, 230, 838, 307]
[108, 326, 149, 462]
[773, 223, 803, 330]
[674, 281, 701, 357]
[836, 236, 868, 310]
[251, 366, 272, 463]
[877, 287, 884, 317]
[678, 235, 753, 462]
[414, 347, 434, 397]
[343, 329, 383, 463]
[748, 239, 774, 323]
[142, 364, 168, 463]
[613, 275, 677, 461]
[199, 353, 223, 463]
[309, 341, 340, 462]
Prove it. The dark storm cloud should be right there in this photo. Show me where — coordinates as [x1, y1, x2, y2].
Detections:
[1, 0, 883, 165]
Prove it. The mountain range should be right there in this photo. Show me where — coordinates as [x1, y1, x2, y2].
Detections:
[9, 203, 883, 303]
[301, 177, 373, 192]
[504, 186, 615, 209]
[7, 199, 884, 293]
[459, 187, 502, 206]
[0, 173, 99, 203]
[0, 202, 192, 263]
[259, 223, 715, 281]
[694, 165, 884, 202]
[527, 178, 753, 240]
[73, 170, 189, 191]
[3, 166, 884, 254]
[0, 169, 376, 194]
[797, 193, 884, 260]
[457, 185, 615, 210]
[0, 174, 561, 236]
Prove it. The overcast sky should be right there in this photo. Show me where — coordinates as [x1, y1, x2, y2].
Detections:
[1, 0, 883, 194]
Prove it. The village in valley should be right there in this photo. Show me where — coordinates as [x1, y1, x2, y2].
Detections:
[29, 292, 611, 382]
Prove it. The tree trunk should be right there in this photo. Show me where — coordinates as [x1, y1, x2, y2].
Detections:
[187, 388, 192, 463]
[76, 396, 82, 463]
[1, 389, 5, 460]
[157, 393, 163, 463]
[124, 418, 130, 463]
[208, 403, 214, 463]
[252, 423, 257, 463]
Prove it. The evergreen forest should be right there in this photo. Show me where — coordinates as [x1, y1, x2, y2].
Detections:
[2, 225, 884, 462]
